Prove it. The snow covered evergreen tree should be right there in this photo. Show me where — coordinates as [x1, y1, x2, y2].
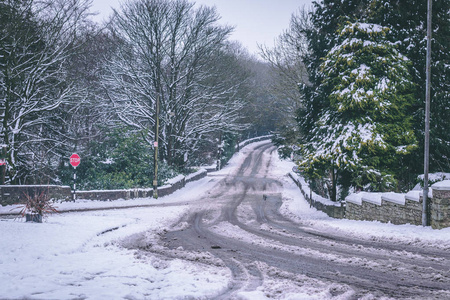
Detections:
[299, 0, 370, 144]
[367, 0, 450, 178]
[300, 22, 417, 197]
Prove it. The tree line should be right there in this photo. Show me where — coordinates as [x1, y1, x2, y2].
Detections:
[0, 0, 281, 188]
[268, 0, 449, 200]
[3, 0, 446, 196]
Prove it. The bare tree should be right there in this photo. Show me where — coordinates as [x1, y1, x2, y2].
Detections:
[104, 0, 246, 167]
[62, 26, 119, 152]
[0, 0, 92, 183]
[259, 7, 311, 128]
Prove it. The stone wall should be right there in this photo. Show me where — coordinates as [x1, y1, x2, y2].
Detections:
[76, 189, 154, 201]
[345, 191, 423, 226]
[378, 199, 422, 225]
[431, 181, 450, 229]
[312, 199, 345, 219]
[236, 135, 273, 151]
[0, 169, 208, 205]
[0, 185, 71, 206]
[345, 181, 450, 229]
[345, 202, 363, 221]
[186, 169, 208, 184]
[361, 201, 380, 221]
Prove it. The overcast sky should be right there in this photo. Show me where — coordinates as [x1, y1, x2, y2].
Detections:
[90, 0, 314, 57]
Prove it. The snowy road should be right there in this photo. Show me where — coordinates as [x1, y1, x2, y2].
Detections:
[141, 142, 450, 299]
[1, 140, 450, 299]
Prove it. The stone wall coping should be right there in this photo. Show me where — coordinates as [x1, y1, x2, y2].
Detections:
[405, 190, 421, 202]
[361, 193, 382, 206]
[0, 185, 70, 188]
[419, 189, 433, 198]
[381, 192, 406, 205]
[345, 192, 368, 205]
[77, 188, 153, 193]
[236, 135, 273, 149]
[289, 172, 341, 206]
[166, 174, 185, 185]
[431, 180, 450, 191]
[186, 168, 207, 181]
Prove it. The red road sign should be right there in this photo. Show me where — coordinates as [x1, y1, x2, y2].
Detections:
[0, 159, 5, 166]
[70, 153, 80, 168]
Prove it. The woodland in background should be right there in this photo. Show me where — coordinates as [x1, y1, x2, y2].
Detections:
[1, 0, 448, 195]
[0, 0, 284, 189]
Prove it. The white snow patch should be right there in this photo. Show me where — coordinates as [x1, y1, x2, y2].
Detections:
[1, 140, 449, 299]
[432, 180, 450, 190]
[274, 153, 450, 250]
[346, 192, 364, 205]
[381, 192, 406, 205]
[361, 193, 382, 206]
[0, 206, 230, 299]
[405, 190, 421, 202]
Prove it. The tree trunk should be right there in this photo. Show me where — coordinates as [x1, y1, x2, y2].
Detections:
[330, 168, 337, 202]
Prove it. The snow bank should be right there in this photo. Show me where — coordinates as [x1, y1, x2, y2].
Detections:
[274, 152, 450, 250]
[0, 206, 230, 299]
[289, 172, 341, 207]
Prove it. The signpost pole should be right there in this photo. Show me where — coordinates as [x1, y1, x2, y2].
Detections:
[69, 153, 80, 202]
[73, 167, 77, 202]
[153, 94, 160, 199]
[0, 147, 6, 185]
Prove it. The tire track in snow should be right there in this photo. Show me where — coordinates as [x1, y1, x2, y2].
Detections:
[139, 141, 450, 299]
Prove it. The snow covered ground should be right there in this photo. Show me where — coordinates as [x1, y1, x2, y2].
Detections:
[0, 177, 231, 299]
[274, 156, 450, 251]
[1, 141, 449, 299]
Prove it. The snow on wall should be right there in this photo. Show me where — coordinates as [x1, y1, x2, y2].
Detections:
[405, 190, 421, 202]
[185, 169, 208, 183]
[236, 135, 273, 150]
[345, 183, 450, 228]
[345, 192, 365, 205]
[288, 172, 345, 219]
[381, 192, 406, 205]
[432, 180, 450, 190]
[361, 193, 382, 206]
[0, 169, 208, 206]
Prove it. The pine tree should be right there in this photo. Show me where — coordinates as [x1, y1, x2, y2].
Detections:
[299, 0, 371, 143]
[296, 0, 448, 196]
[300, 22, 417, 195]
[367, 0, 450, 177]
